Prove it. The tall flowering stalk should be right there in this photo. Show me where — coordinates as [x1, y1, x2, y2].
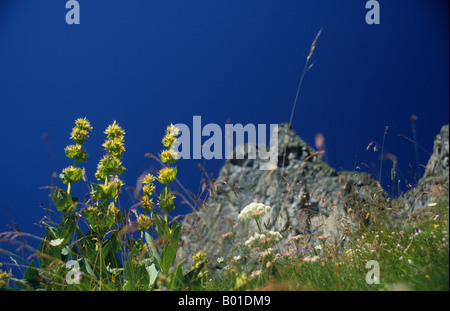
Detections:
[61, 117, 92, 196]
[141, 124, 182, 276]
[85, 120, 127, 233]
[157, 124, 180, 217]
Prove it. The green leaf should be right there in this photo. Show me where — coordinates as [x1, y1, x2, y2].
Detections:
[83, 259, 97, 280]
[23, 261, 41, 289]
[102, 235, 122, 269]
[171, 221, 183, 243]
[159, 185, 176, 213]
[145, 232, 161, 269]
[59, 168, 83, 184]
[147, 263, 158, 287]
[183, 261, 206, 287]
[75, 228, 98, 271]
[90, 182, 106, 200]
[168, 261, 184, 290]
[52, 187, 75, 213]
[124, 245, 149, 290]
[55, 213, 76, 246]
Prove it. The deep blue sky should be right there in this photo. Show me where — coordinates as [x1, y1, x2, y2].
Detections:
[0, 1, 448, 253]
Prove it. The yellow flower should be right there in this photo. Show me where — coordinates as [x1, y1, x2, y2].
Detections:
[166, 123, 180, 137]
[136, 214, 152, 231]
[433, 224, 439, 229]
[162, 134, 177, 148]
[95, 155, 126, 181]
[62, 166, 79, 175]
[158, 167, 177, 184]
[143, 174, 156, 185]
[75, 117, 93, 131]
[142, 183, 156, 196]
[140, 196, 154, 213]
[162, 124, 180, 148]
[0, 270, 9, 288]
[102, 136, 125, 158]
[160, 148, 179, 164]
[109, 202, 120, 214]
[192, 251, 206, 262]
[104, 120, 125, 139]
[70, 117, 93, 145]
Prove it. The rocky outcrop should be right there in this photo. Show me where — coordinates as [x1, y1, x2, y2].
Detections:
[180, 124, 390, 264]
[179, 123, 449, 266]
[402, 124, 449, 210]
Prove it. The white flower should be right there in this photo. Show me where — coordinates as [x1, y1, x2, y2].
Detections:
[49, 238, 64, 246]
[245, 233, 266, 248]
[407, 259, 413, 265]
[238, 203, 271, 221]
[233, 255, 241, 261]
[315, 245, 322, 250]
[244, 231, 282, 248]
[249, 270, 263, 278]
[267, 231, 282, 241]
[217, 257, 224, 263]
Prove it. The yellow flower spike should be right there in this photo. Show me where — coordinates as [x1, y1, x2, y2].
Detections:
[142, 183, 156, 196]
[143, 174, 156, 185]
[166, 123, 180, 137]
[161, 124, 180, 148]
[162, 134, 177, 148]
[75, 117, 93, 131]
[192, 251, 206, 262]
[70, 117, 93, 145]
[102, 136, 126, 158]
[157, 167, 177, 184]
[104, 120, 125, 139]
[160, 148, 179, 164]
[136, 214, 152, 231]
[140, 196, 154, 213]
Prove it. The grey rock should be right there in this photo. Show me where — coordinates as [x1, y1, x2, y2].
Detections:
[179, 123, 448, 267]
[179, 124, 389, 265]
[402, 124, 449, 210]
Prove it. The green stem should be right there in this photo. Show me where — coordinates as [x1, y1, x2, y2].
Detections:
[67, 159, 78, 195]
[255, 218, 263, 233]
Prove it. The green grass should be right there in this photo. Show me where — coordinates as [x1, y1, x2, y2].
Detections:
[199, 197, 449, 291]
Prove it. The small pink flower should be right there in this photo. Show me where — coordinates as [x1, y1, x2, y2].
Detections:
[280, 251, 293, 257]
[220, 232, 233, 239]
[290, 234, 304, 241]
[303, 255, 320, 262]
[251, 211, 265, 217]
[316, 234, 331, 240]
[259, 237, 272, 245]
